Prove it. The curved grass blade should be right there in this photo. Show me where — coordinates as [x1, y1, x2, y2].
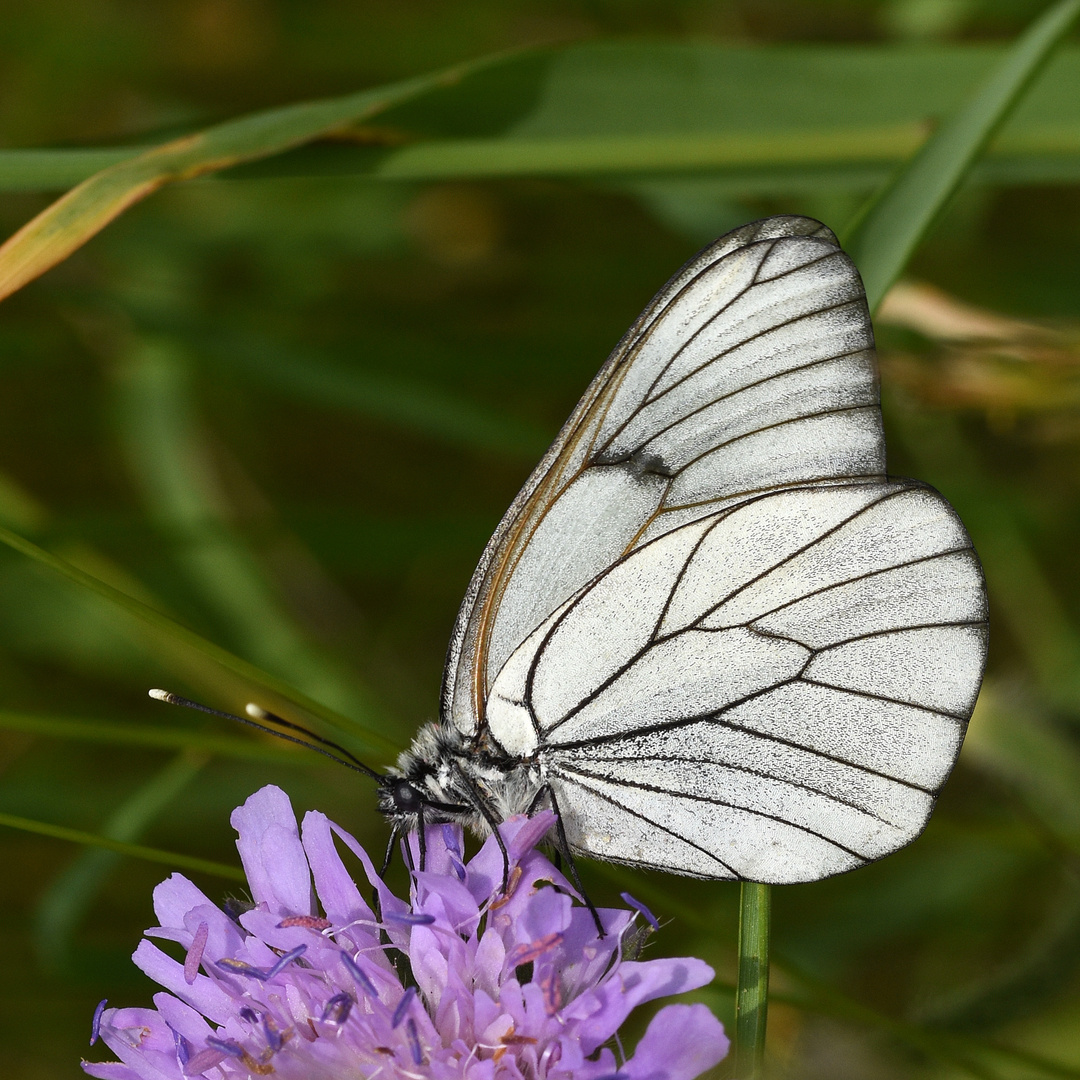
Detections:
[0, 521, 401, 758]
[845, 0, 1080, 310]
[0, 810, 244, 883]
[35, 750, 207, 973]
[0, 55, 504, 304]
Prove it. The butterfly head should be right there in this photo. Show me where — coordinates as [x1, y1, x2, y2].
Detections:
[377, 772, 471, 826]
[377, 723, 479, 830]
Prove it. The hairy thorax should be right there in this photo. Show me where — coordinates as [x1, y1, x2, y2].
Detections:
[379, 721, 544, 836]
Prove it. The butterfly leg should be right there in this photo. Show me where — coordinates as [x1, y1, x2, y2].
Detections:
[374, 824, 401, 924]
[528, 782, 604, 938]
[416, 805, 428, 873]
[447, 761, 513, 893]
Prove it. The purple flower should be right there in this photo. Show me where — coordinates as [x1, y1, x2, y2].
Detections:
[83, 785, 729, 1080]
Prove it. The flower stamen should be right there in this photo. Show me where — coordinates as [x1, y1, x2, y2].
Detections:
[391, 986, 417, 1028]
[184, 922, 209, 985]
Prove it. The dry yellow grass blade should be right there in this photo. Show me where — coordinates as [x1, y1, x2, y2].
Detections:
[0, 60, 481, 304]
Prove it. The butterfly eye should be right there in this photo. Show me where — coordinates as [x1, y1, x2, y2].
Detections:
[392, 782, 423, 812]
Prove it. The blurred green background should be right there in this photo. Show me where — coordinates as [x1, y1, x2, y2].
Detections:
[1, 1, 1080, 1078]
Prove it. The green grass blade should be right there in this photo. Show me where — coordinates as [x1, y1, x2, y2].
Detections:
[35, 751, 207, 972]
[7, 46, 1080, 193]
[0, 521, 401, 758]
[735, 882, 771, 1079]
[845, 0, 1080, 310]
[0, 810, 245, 882]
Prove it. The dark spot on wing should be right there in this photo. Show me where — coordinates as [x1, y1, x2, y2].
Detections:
[590, 447, 677, 480]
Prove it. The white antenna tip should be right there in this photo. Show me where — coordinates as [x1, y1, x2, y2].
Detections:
[246, 703, 269, 720]
[149, 688, 172, 702]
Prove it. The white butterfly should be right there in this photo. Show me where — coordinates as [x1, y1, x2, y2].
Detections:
[375, 214, 989, 886]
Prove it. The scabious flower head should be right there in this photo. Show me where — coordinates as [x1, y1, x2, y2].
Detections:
[84, 785, 729, 1080]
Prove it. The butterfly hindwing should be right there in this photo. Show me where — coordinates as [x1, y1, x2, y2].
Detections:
[484, 481, 986, 881]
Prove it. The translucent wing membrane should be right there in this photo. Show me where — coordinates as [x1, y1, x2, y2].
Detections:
[443, 216, 885, 738]
[441, 214, 988, 883]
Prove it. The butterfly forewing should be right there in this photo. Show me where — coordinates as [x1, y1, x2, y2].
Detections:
[444, 216, 886, 736]
[443, 214, 988, 883]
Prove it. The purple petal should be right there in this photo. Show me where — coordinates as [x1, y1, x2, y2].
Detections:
[404, 822, 464, 879]
[230, 785, 312, 917]
[327, 818, 409, 931]
[624, 1004, 729, 1080]
[412, 868, 481, 932]
[300, 810, 377, 928]
[183, 1048, 227, 1075]
[235, 906, 320, 954]
[512, 885, 572, 946]
[506, 812, 556, 861]
[151, 994, 213, 1046]
[409, 925, 449, 1002]
[94, 1008, 181, 1080]
[562, 959, 716, 1054]
[145, 903, 244, 973]
[130, 941, 235, 1025]
[150, 875, 214, 931]
[81, 1062, 142, 1080]
[473, 928, 506, 998]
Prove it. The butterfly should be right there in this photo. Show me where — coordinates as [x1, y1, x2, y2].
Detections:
[379, 214, 988, 886]
[156, 214, 988, 887]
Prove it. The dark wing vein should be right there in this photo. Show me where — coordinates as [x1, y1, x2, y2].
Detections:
[555, 770, 741, 878]
[735, 546, 976, 625]
[544, 680, 940, 794]
[638, 289, 864, 417]
[593, 348, 873, 469]
[556, 761, 872, 862]
[568, 750, 910, 826]
[533, 484, 906, 739]
[800, 675, 970, 721]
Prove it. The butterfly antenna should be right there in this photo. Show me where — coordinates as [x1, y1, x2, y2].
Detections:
[148, 689, 383, 782]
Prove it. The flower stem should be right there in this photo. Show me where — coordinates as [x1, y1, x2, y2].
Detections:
[735, 882, 771, 1079]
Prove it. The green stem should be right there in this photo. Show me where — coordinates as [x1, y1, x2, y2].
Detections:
[735, 882, 772, 1079]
